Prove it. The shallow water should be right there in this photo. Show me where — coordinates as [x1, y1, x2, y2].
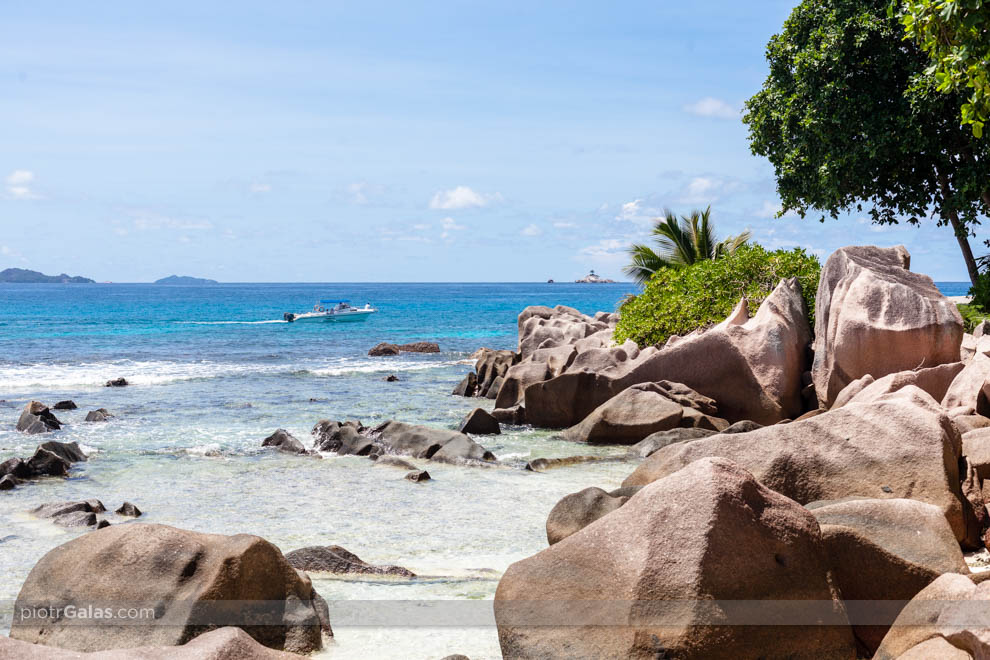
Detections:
[0, 282, 636, 658]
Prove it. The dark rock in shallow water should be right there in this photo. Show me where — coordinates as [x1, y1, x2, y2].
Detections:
[484, 376, 503, 399]
[0, 457, 31, 479]
[16, 401, 61, 434]
[0, 474, 16, 490]
[84, 408, 112, 422]
[405, 470, 431, 482]
[31, 500, 107, 529]
[373, 456, 417, 470]
[545, 487, 631, 545]
[312, 420, 374, 455]
[52, 400, 77, 410]
[285, 545, 416, 577]
[26, 448, 69, 477]
[104, 377, 128, 387]
[368, 341, 440, 356]
[491, 405, 526, 425]
[383, 374, 399, 382]
[262, 429, 308, 454]
[115, 501, 142, 517]
[38, 440, 88, 464]
[368, 420, 496, 463]
[458, 408, 501, 435]
[452, 372, 478, 397]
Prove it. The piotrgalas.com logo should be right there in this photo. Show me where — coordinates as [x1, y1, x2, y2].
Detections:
[19, 604, 157, 621]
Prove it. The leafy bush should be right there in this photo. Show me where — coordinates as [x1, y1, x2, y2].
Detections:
[614, 244, 821, 347]
[958, 304, 989, 334]
[969, 271, 990, 312]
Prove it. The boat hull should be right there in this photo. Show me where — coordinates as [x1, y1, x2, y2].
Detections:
[289, 310, 375, 323]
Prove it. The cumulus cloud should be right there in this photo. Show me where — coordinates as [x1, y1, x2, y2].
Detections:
[429, 185, 500, 210]
[683, 97, 740, 120]
[521, 224, 543, 237]
[5, 170, 39, 199]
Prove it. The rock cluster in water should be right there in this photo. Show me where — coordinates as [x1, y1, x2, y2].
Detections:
[367, 341, 441, 356]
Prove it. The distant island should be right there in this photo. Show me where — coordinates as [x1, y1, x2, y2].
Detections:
[0, 268, 94, 283]
[575, 270, 615, 284]
[154, 275, 219, 285]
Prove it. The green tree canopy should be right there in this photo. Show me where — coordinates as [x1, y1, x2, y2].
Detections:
[623, 207, 751, 285]
[897, 0, 990, 137]
[744, 0, 990, 284]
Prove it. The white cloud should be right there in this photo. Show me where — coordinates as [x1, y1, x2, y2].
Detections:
[347, 182, 386, 205]
[675, 176, 746, 205]
[250, 182, 272, 194]
[683, 97, 740, 120]
[440, 216, 465, 240]
[129, 209, 213, 231]
[578, 238, 625, 258]
[5, 170, 39, 200]
[412, 223, 431, 231]
[521, 224, 543, 237]
[553, 221, 576, 229]
[429, 185, 501, 210]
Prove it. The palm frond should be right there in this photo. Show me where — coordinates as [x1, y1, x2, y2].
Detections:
[623, 242, 675, 285]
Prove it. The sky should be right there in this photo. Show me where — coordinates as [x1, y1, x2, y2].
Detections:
[0, 1, 980, 282]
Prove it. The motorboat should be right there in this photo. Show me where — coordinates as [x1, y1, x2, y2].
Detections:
[284, 300, 377, 323]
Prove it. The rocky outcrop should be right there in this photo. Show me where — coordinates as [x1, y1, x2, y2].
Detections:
[115, 501, 142, 517]
[30, 500, 109, 529]
[832, 362, 965, 409]
[10, 523, 328, 653]
[493, 360, 550, 408]
[495, 458, 856, 659]
[808, 498, 970, 653]
[284, 545, 415, 577]
[628, 427, 718, 458]
[525, 278, 812, 427]
[562, 381, 725, 444]
[624, 388, 972, 544]
[453, 349, 519, 399]
[0, 627, 300, 659]
[1, 440, 91, 488]
[458, 408, 500, 435]
[262, 429, 309, 455]
[405, 469, 430, 482]
[451, 371, 477, 396]
[491, 405, 526, 425]
[368, 341, 440, 356]
[811, 245, 963, 408]
[84, 408, 113, 422]
[104, 377, 128, 387]
[16, 401, 61, 434]
[311, 420, 373, 455]
[943, 350, 990, 416]
[52, 400, 77, 410]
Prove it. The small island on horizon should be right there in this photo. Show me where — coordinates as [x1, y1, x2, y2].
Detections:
[0, 268, 94, 284]
[153, 275, 219, 285]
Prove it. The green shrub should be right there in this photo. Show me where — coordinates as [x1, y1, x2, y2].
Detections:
[958, 303, 989, 333]
[614, 244, 821, 347]
[969, 272, 990, 312]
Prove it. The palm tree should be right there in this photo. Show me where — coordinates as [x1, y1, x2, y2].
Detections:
[623, 206, 751, 285]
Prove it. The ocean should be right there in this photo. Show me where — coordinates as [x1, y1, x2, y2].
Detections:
[0, 280, 971, 657]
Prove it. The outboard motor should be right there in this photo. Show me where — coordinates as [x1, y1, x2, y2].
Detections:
[283, 312, 295, 322]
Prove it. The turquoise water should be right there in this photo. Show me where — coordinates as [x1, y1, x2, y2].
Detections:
[0, 282, 636, 659]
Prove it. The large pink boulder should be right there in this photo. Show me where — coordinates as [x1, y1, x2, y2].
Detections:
[812, 245, 963, 408]
[623, 387, 971, 544]
[10, 523, 329, 653]
[832, 362, 965, 409]
[525, 277, 812, 427]
[495, 457, 856, 659]
[943, 351, 990, 416]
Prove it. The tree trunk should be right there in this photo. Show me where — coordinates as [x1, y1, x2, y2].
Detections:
[939, 172, 980, 285]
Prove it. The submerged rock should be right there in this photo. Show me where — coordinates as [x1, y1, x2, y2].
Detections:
[458, 408, 501, 435]
[84, 408, 113, 422]
[52, 400, 77, 410]
[495, 457, 856, 659]
[451, 371, 478, 397]
[383, 374, 399, 382]
[0, 457, 31, 479]
[104, 377, 128, 387]
[16, 401, 61, 434]
[115, 501, 142, 517]
[368, 341, 440, 356]
[0, 474, 17, 490]
[405, 469, 431, 482]
[284, 545, 415, 577]
[368, 421, 495, 463]
[30, 500, 107, 529]
[10, 523, 328, 653]
[373, 455, 417, 470]
[524, 456, 609, 472]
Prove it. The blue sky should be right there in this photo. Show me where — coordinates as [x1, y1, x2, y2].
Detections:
[0, 1, 977, 282]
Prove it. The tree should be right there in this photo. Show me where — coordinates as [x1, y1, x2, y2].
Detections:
[897, 0, 990, 137]
[743, 0, 990, 285]
[623, 207, 751, 285]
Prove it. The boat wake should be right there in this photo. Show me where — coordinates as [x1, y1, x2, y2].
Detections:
[175, 320, 287, 325]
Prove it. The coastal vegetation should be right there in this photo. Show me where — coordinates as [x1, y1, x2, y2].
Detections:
[0, 268, 93, 283]
[898, 0, 990, 137]
[743, 0, 990, 285]
[614, 244, 820, 347]
[623, 206, 751, 285]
